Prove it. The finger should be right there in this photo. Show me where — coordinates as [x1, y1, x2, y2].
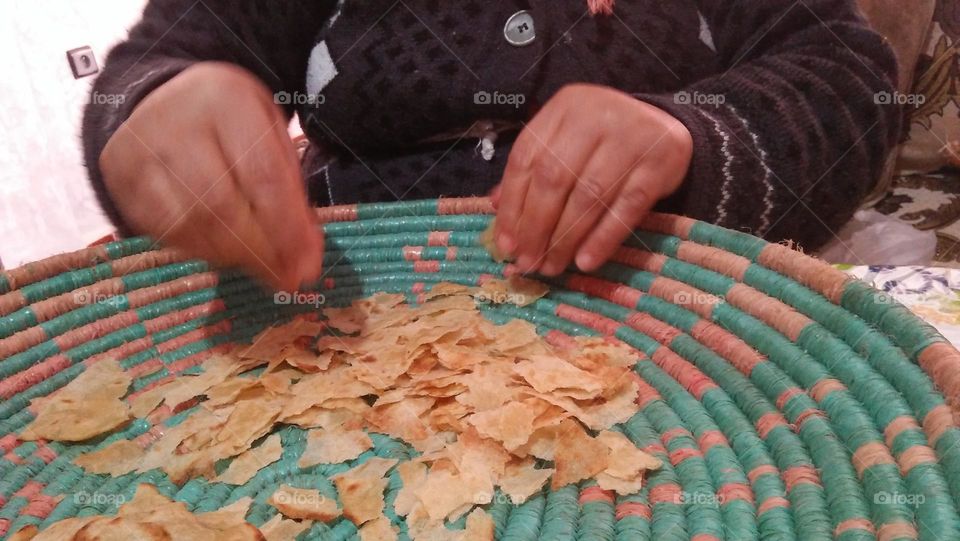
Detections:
[489, 184, 502, 209]
[575, 169, 658, 272]
[189, 171, 296, 290]
[511, 131, 596, 273]
[538, 147, 623, 276]
[218, 105, 323, 288]
[494, 133, 535, 257]
[495, 110, 566, 258]
[160, 132, 293, 290]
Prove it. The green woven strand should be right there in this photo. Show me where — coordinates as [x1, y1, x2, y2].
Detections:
[624, 413, 689, 541]
[714, 305, 909, 531]
[687, 222, 767, 261]
[500, 494, 546, 541]
[742, 265, 960, 509]
[102, 237, 155, 260]
[595, 294, 831, 538]
[7, 203, 960, 541]
[659, 258, 737, 295]
[619, 232, 678, 257]
[19, 261, 116, 305]
[324, 230, 482, 251]
[576, 483, 616, 541]
[323, 215, 489, 237]
[355, 199, 438, 220]
[841, 280, 942, 360]
[537, 485, 584, 541]
[544, 287, 808, 538]
[613, 493, 650, 541]
[323, 246, 494, 266]
[633, 373, 727, 540]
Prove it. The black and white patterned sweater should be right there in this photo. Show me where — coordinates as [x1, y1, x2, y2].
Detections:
[82, 0, 903, 249]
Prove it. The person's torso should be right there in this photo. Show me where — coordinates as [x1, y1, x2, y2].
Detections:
[296, 0, 720, 205]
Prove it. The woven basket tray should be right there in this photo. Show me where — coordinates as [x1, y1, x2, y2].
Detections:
[1, 196, 960, 540]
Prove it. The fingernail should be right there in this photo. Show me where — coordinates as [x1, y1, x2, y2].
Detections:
[497, 232, 517, 256]
[516, 254, 534, 272]
[575, 252, 596, 272]
[297, 256, 319, 288]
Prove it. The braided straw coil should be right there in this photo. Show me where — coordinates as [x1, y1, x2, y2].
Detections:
[0, 197, 959, 540]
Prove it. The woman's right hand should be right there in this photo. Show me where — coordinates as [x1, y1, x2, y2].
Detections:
[98, 62, 323, 291]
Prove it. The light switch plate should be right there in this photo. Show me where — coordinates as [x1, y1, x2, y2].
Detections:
[66, 46, 99, 78]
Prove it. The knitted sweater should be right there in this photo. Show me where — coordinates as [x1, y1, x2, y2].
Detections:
[82, 0, 902, 250]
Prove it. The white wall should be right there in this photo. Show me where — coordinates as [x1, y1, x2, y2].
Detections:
[0, 0, 148, 269]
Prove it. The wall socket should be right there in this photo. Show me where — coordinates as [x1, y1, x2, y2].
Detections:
[66, 46, 99, 78]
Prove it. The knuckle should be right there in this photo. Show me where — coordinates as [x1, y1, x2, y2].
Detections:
[202, 185, 234, 217]
[531, 156, 568, 190]
[510, 136, 537, 171]
[619, 185, 653, 211]
[574, 175, 607, 200]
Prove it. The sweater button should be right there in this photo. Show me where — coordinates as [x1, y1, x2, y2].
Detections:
[504, 11, 536, 46]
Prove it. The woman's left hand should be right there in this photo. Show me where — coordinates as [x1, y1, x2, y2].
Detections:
[493, 83, 693, 276]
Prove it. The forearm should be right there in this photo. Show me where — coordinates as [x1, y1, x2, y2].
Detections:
[81, 0, 335, 227]
[638, 0, 902, 248]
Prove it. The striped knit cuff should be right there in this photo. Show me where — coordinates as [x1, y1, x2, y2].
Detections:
[633, 92, 776, 236]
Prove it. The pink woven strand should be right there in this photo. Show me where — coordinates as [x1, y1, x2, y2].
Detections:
[0, 290, 27, 320]
[615, 502, 651, 520]
[717, 483, 754, 504]
[579, 486, 615, 504]
[625, 312, 682, 345]
[436, 196, 494, 215]
[808, 378, 845, 402]
[648, 483, 682, 504]
[2, 245, 109, 293]
[877, 522, 919, 541]
[747, 464, 779, 484]
[724, 284, 813, 342]
[835, 518, 876, 537]
[899, 445, 938, 475]
[918, 342, 960, 422]
[676, 241, 751, 282]
[427, 231, 451, 247]
[758, 497, 790, 515]
[315, 204, 359, 223]
[883, 416, 920, 448]
[851, 442, 897, 479]
[757, 243, 850, 304]
[782, 465, 822, 492]
[923, 405, 955, 447]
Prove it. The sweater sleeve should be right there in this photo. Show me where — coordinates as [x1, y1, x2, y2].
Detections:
[81, 0, 336, 228]
[637, 0, 902, 250]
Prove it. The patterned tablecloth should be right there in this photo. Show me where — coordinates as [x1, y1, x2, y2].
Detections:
[841, 265, 960, 345]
